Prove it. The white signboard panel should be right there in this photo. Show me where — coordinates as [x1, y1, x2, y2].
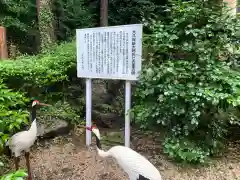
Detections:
[76, 24, 143, 80]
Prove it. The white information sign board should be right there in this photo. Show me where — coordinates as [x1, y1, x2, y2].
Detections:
[76, 24, 142, 80]
[76, 24, 143, 148]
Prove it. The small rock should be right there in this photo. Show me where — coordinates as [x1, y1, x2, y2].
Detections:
[62, 167, 71, 173]
[37, 119, 71, 139]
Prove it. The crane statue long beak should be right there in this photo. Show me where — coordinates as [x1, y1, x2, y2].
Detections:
[39, 102, 51, 106]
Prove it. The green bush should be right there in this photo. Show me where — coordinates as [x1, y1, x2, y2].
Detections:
[1, 169, 27, 180]
[39, 100, 84, 124]
[1, 40, 86, 126]
[0, 41, 76, 96]
[0, 82, 29, 154]
[133, 0, 240, 163]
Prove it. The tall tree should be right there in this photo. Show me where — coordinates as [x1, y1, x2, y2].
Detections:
[37, 0, 56, 51]
[52, 0, 96, 41]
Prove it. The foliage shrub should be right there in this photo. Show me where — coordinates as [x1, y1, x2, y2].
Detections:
[0, 41, 76, 97]
[133, 0, 240, 163]
[0, 169, 27, 180]
[0, 83, 29, 155]
[39, 100, 84, 124]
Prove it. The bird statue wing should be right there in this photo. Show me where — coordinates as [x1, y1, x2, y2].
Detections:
[8, 131, 28, 149]
[110, 146, 161, 180]
[119, 155, 160, 179]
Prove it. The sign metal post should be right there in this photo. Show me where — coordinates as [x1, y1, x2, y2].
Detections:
[76, 24, 143, 147]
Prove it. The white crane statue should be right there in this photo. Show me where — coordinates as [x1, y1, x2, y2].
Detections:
[7, 100, 51, 180]
[86, 125, 162, 180]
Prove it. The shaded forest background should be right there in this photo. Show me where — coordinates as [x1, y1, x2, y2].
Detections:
[0, 0, 168, 54]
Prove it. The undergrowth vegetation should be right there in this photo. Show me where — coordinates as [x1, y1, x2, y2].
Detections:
[0, 83, 29, 154]
[0, 42, 76, 93]
[133, 0, 240, 163]
[0, 169, 27, 180]
[0, 41, 84, 164]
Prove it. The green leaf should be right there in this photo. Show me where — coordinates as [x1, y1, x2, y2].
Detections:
[0, 162, 4, 166]
[14, 170, 28, 177]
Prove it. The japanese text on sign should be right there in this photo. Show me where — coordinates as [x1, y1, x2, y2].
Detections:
[76, 24, 142, 80]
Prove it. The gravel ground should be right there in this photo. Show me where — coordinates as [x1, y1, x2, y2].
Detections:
[6, 129, 240, 180]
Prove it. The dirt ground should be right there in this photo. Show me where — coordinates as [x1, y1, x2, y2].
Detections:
[7, 128, 240, 180]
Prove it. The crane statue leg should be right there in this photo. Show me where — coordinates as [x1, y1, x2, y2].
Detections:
[14, 157, 20, 170]
[25, 152, 32, 180]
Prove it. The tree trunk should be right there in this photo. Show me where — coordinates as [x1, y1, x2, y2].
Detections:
[37, 0, 56, 51]
[100, 0, 108, 26]
[0, 26, 8, 59]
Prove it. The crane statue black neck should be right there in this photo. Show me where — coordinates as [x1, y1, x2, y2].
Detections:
[31, 100, 39, 122]
[95, 135, 101, 149]
[86, 126, 102, 149]
[31, 105, 36, 122]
